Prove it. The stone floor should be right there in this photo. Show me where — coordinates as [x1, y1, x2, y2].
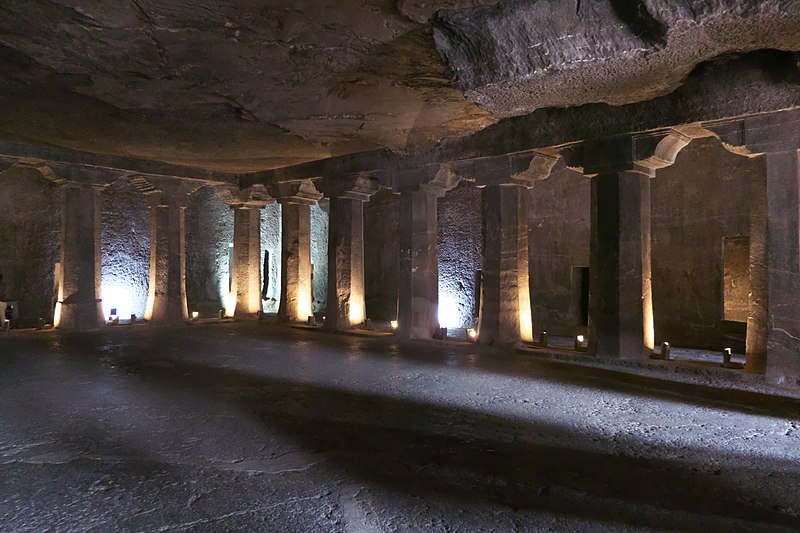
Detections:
[1, 323, 799, 532]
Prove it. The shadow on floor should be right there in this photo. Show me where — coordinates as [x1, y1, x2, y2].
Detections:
[226, 323, 800, 419]
[102, 346, 799, 531]
[5, 326, 800, 530]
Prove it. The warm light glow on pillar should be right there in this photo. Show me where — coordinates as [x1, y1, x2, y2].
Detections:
[518, 285, 534, 343]
[643, 291, 655, 351]
[348, 298, 365, 326]
[390, 320, 399, 330]
[297, 282, 313, 323]
[53, 262, 63, 328]
[225, 291, 236, 318]
[246, 289, 262, 315]
[144, 267, 156, 321]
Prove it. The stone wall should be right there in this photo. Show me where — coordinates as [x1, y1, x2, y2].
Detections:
[260, 203, 281, 314]
[364, 189, 399, 322]
[652, 137, 758, 350]
[438, 181, 482, 329]
[0, 165, 61, 327]
[311, 201, 328, 315]
[100, 179, 150, 320]
[528, 168, 591, 337]
[185, 187, 233, 315]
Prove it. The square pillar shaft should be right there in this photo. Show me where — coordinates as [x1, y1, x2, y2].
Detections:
[57, 184, 104, 330]
[398, 187, 440, 340]
[232, 207, 263, 318]
[326, 197, 365, 330]
[279, 202, 313, 322]
[748, 150, 800, 379]
[479, 184, 533, 344]
[589, 171, 654, 358]
[145, 204, 188, 322]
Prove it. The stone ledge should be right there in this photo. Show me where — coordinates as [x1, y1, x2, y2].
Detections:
[517, 344, 800, 400]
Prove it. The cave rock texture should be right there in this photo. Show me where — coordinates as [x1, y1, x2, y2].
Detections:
[0, 0, 494, 171]
[0, 1, 799, 171]
[434, 0, 800, 117]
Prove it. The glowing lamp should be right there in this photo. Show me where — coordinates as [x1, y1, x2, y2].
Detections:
[467, 328, 478, 341]
[191, 311, 199, 320]
[390, 320, 399, 330]
[574, 334, 586, 351]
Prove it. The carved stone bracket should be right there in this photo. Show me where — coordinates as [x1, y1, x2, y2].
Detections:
[317, 173, 382, 202]
[216, 183, 275, 208]
[269, 179, 324, 205]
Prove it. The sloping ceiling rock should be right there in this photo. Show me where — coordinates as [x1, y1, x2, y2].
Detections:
[0, 0, 494, 171]
[0, 0, 798, 172]
[434, 0, 800, 117]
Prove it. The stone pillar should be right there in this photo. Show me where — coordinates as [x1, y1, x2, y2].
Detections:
[478, 184, 533, 344]
[325, 197, 366, 330]
[145, 199, 188, 323]
[56, 183, 104, 330]
[589, 171, 654, 358]
[398, 185, 442, 340]
[279, 202, 313, 322]
[231, 206, 263, 318]
[748, 150, 800, 380]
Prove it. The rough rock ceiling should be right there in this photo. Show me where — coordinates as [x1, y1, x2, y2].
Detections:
[0, 0, 798, 172]
[435, 0, 800, 117]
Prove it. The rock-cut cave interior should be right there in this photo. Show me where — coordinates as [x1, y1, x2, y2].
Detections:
[1, 1, 800, 531]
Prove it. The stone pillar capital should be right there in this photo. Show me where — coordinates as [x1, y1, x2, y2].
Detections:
[270, 179, 323, 205]
[464, 155, 544, 189]
[217, 183, 275, 209]
[317, 174, 381, 202]
[507, 148, 567, 185]
[392, 163, 464, 195]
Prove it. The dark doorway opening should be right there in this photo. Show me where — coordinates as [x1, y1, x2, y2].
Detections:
[572, 266, 590, 327]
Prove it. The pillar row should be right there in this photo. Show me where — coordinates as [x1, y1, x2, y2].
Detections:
[748, 149, 800, 379]
[398, 185, 442, 340]
[478, 184, 533, 344]
[56, 183, 104, 330]
[231, 206, 263, 318]
[325, 197, 366, 330]
[589, 171, 654, 358]
[279, 202, 313, 322]
[145, 201, 188, 323]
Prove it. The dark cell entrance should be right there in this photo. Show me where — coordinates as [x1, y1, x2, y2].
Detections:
[572, 266, 590, 327]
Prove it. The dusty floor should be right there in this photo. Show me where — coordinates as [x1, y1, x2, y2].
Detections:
[1, 323, 799, 532]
